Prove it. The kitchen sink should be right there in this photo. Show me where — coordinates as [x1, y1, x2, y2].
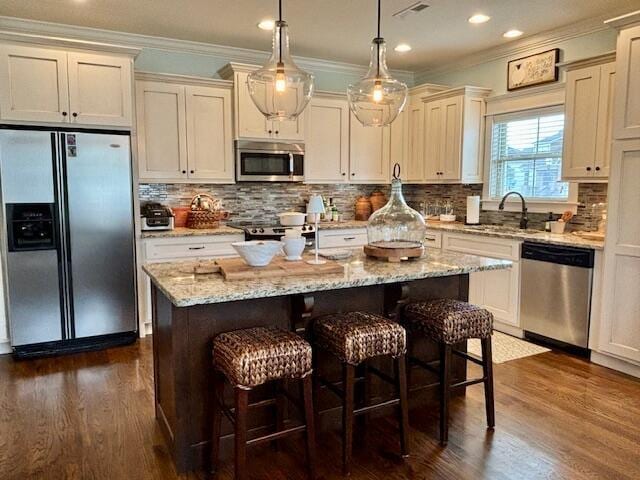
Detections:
[463, 224, 541, 234]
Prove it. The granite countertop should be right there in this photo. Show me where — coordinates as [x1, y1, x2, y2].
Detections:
[143, 250, 511, 307]
[141, 225, 244, 238]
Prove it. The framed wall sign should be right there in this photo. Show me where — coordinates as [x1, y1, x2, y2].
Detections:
[507, 48, 560, 91]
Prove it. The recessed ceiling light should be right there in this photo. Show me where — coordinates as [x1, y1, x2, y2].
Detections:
[257, 19, 275, 30]
[503, 29, 523, 38]
[394, 43, 412, 53]
[468, 14, 490, 24]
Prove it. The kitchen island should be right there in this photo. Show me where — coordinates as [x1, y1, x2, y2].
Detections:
[144, 251, 511, 473]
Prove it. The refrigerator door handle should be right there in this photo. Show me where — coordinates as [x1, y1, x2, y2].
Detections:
[54, 133, 73, 340]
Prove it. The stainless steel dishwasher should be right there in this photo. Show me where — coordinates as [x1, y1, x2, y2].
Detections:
[520, 242, 594, 351]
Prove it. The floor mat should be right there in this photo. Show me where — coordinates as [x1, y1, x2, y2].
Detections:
[467, 331, 550, 364]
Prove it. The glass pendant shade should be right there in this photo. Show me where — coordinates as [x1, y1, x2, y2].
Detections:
[367, 166, 426, 248]
[348, 38, 408, 127]
[247, 20, 314, 121]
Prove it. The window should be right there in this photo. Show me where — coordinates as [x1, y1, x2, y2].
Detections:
[487, 107, 568, 201]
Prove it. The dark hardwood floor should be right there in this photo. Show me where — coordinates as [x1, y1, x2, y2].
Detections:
[0, 338, 639, 480]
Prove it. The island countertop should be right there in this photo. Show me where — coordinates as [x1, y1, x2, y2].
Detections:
[143, 250, 511, 307]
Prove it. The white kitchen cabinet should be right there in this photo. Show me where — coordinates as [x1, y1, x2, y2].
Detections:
[610, 22, 640, 139]
[138, 233, 243, 335]
[67, 52, 133, 127]
[349, 112, 391, 183]
[135, 75, 234, 183]
[442, 232, 521, 335]
[402, 100, 425, 182]
[305, 95, 350, 183]
[136, 81, 188, 180]
[0, 43, 133, 127]
[318, 228, 368, 249]
[421, 86, 490, 184]
[562, 59, 615, 180]
[185, 86, 234, 182]
[0, 256, 9, 354]
[219, 65, 305, 141]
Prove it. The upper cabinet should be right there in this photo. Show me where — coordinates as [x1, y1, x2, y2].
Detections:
[136, 74, 234, 183]
[219, 64, 305, 141]
[349, 111, 391, 183]
[305, 95, 349, 183]
[0, 43, 133, 128]
[562, 56, 616, 180]
[612, 22, 640, 139]
[421, 86, 490, 184]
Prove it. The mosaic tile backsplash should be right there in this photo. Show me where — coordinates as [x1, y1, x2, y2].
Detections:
[139, 182, 607, 232]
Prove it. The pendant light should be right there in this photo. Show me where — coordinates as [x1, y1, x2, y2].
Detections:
[247, 0, 314, 121]
[348, 0, 408, 127]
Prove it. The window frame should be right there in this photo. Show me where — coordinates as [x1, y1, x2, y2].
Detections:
[482, 106, 578, 215]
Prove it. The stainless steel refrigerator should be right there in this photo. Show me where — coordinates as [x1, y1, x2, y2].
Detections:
[0, 128, 137, 357]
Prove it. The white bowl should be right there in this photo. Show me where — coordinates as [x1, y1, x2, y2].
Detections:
[278, 212, 307, 226]
[232, 241, 283, 267]
[281, 236, 306, 261]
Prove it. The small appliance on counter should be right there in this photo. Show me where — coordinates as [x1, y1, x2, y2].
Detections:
[141, 202, 175, 231]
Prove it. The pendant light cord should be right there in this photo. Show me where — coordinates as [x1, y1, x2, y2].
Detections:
[279, 0, 283, 64]
[376, 0, 381, 78]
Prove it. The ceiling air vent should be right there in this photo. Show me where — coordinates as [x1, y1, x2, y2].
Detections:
[392, 2, 429, 19]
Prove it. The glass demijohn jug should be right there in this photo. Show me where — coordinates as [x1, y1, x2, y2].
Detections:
[367, 164, 426, 248]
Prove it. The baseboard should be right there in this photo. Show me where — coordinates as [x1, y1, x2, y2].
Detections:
[591, 351, 640, 379]
[493, 321, 524, 338]
[0, 339, 11, 355]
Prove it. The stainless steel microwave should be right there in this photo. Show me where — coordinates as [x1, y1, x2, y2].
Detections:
[235, 141, 304, 182]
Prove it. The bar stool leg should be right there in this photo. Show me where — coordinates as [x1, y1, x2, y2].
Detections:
[210, 371, 225, 475]
[395, 354, 410, 457]
[312, 348, 321, 430]
[302, 375, 317, 480]
[481, 337, 495, 429]
[342, 363, 355, 475]
[234, 387, 249, 480]
[274, 380, 286, 451]
[439, 343, 452, 446]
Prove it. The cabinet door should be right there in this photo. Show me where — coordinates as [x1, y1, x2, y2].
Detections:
[235, 71, 270, 139]
[67, 52, 133, 127]
[404, 102, 424, 182]
[439, 96, 463, 180]
[423, 99, 443, 181]
[305, 97, 349, 183]
[185, 86, 234, 182]
[612, 24, 640, 140]
[469, 263, 521, 328]
[349, 112, 390, 183]
[562, 66, 601, 179]
[136, 81, 188, 180]
[594, 63, 616, 178]
[598, 139, 640, 362]
[0, 44, 69, 123]
[272, 117, 305, 140]
[389, 106, 407, 178]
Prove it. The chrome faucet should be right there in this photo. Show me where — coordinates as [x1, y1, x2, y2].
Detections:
[498, 191, 528, 229]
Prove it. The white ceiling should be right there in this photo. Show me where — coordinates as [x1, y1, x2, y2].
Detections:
[1, 0, 638, 71]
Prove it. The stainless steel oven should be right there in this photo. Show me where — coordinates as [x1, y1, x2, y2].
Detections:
[236, 141, 304, 182]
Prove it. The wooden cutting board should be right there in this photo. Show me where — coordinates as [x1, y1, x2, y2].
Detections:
[215, 256, 344, 281]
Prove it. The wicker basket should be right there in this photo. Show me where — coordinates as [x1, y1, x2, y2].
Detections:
[186, 194, 228, 229]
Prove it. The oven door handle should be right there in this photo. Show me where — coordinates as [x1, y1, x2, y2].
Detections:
[289, 153, 294, 178]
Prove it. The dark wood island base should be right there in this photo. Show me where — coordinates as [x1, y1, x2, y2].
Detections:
[151, 275, 470, 473]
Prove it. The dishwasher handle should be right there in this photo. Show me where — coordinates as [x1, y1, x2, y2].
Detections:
[521, 242, 594, 268]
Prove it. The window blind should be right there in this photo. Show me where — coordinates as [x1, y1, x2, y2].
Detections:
[488, 107, 568, 200]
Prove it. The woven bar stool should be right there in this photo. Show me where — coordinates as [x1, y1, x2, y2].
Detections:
[403, 299, 495, 446]
[210, 326, 316, 480]
[312, 311, 409, 475]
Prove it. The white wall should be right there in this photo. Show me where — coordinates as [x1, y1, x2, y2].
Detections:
[418, 28, 617, 95]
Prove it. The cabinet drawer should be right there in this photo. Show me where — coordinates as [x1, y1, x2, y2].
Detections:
[318, 229, 368, 249]
[144, 234, 244, 261]
[424, 230, 442, 249]
[442, 233, 520, 261]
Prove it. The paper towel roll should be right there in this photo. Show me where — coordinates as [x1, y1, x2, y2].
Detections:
[466, 196, 480, 225]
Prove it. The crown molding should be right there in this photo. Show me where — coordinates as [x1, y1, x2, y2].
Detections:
[414, 13, 618, 83]
[605, 10, 640, 29]
[0, 15, 414, 84]
[485, 83, 565, 116]
[421, 85, 492, 102]
[557, 51, 616, 70]
[135, 71, 233, 88]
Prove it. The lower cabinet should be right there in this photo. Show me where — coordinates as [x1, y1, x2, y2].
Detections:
[138, 233, 243, 336]
[442, 233, 522, 335]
